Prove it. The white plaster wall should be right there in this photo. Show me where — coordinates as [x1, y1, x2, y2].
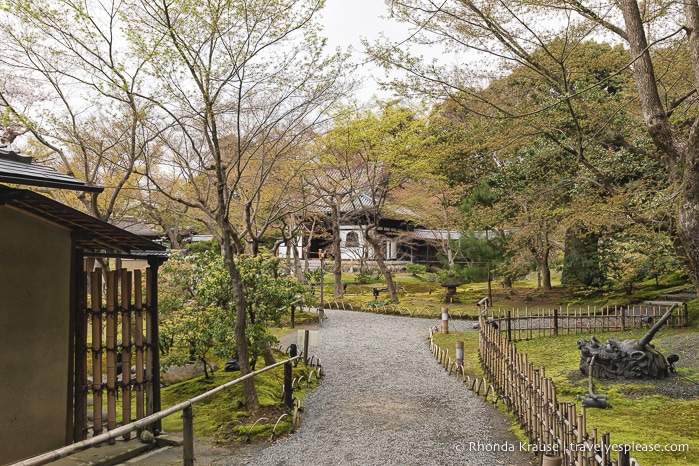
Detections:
[339, 226, 366, 261]
[0, 206, 72, 464]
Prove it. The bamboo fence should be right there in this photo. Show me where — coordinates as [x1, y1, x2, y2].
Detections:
[76, 268, 156, 441]
[486, 304, 687, 342]
[429, 321, 641, 466]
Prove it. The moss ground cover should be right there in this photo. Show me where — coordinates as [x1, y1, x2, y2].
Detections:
[159, 350, 318, 443]
[434, 326, 699, 466]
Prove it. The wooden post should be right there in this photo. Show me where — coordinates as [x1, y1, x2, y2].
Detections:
[455, 341, 464, 367]
[284, 361, 293, 409]
[487, 265, 493, 305]
[553, 308, 559, 336]
[91, 270, 103, 438]
[106, 271, 118, 444]
[618, 445, 631, 466]
[121, 269, 132, 440]
[290, 304, 295, 329]
[602, 432, 610, 466]
[303, 329, 309, 365]
[183, 405, 194, 466]
[134, 269, 145, 423]
[620, 307, 626, 331]
[318, 249, 325, 326]
[506, 310, 512, 342]
[441, 306, 449, 334]
[145, 268, 154, 421]
[146, 259, 164, 433]
[73, 261, 88, 442]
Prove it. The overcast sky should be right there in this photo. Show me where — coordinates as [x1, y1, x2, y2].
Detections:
[318, 0, 419, 103]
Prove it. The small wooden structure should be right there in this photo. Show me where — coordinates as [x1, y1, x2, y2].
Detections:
[0, 146, 166, 464]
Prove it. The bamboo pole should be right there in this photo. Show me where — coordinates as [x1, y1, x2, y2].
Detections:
[577, 412, 585, 465]
[121, 269, 132, 440]
[106, 271, 117, 444]
[183, 406, 194, 466]
[146, 268, 154, 418]
[135, 269, 145, 422]
[76, 270, 89, 441]
[621, 306, 626, 331]
[567, 403, 576, 459]
[441, 306, 449, 334]
[90, 270, 103, 437]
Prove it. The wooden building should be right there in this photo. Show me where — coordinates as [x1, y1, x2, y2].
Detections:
[0, 145, 166, 464]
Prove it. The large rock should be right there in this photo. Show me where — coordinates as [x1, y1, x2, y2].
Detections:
[161, 362, 218, 385]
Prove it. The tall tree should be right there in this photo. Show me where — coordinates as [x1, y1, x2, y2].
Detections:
[321, 103, 429, 302]
[307, 122, 370, 299]
[0, 0, 158, 221]
[130, 0, 348, 408]
[371, 0, 699, 290]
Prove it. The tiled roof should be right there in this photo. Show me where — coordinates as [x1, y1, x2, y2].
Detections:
[112, 217, 163, 238]
[411, 229, 462, 241]
[0, 145, 102, 192]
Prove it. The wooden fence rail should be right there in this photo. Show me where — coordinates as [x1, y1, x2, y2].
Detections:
[429, 322, 640, 466]
[486, 304, 687, 341]
[11, 357, 304, 466]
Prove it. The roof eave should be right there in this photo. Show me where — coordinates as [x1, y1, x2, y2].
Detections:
[0, 176, 104, 193]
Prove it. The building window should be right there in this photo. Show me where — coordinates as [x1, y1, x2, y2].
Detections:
[345, 231, 359, 247]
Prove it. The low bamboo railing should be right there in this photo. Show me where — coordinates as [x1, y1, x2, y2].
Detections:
[10, 357, 312, 466]
[487, 303, 687, 341]
[429, 322, 640, 466]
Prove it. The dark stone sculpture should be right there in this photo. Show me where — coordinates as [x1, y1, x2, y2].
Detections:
[441, 278, 465, 303]
[578, 307, 679, 379]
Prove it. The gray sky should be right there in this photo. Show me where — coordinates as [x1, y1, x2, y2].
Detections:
[318, 0, 418, 102]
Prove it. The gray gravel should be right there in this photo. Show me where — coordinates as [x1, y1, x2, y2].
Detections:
[134, 309, 537, 465]
[252, 309, 535, 466]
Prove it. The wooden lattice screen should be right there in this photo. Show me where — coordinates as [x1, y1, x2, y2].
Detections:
[73, 267, 157, 442]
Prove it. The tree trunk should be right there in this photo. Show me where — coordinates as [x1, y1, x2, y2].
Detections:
[261, 340, 276, 366]
[331, 203, 344, 299]
[291, 239, 305, 283]
[618, 0, 699, 289]
[303, 221, 316, 273]
[533, 233, 552, 291]
[220, 231, 259, 410]
[246, 238, 259, 256]
[539, 254, 552, 291]
[365, 229, 398, 302]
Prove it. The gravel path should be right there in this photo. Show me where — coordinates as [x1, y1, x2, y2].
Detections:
[136, 309, 536, 465]
[252, 309, 534, 466]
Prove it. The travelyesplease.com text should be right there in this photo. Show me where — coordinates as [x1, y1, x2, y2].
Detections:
[454, 441, 690, 455]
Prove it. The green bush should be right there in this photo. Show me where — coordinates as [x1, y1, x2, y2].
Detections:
[356, 270, 380, 284]
[406, 262, 427, 277]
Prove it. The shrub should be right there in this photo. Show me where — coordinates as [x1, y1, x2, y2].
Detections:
[406, 262, 427, 277]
